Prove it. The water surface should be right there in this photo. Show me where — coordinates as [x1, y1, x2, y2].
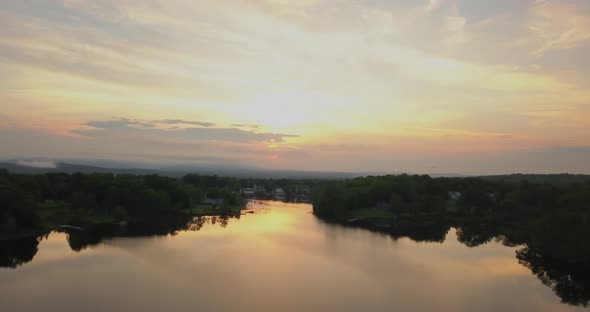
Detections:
[0, 201, 585, 311]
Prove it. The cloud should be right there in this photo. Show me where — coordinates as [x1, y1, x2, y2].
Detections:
[529, 1, 590, 55]
[157, 119, 216, 127]
[425, 0, 443, 13]
[77, 118, 299, 143]
[16, 160, 57, 168]
[0, 0, 589, 174]
[0, 125, 297, 168]
[2, 124, 589, 174]
[84, 118, 216, 130]
[231, 124, 260, 129]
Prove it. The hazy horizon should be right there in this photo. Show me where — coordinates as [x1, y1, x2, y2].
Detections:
[2, 0, 590, 174]
[3, 157, 590, 178]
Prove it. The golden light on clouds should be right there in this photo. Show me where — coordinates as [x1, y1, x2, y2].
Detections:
[1, 0, 589, 173]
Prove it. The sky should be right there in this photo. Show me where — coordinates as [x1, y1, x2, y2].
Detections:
[1, 0, 589, 174]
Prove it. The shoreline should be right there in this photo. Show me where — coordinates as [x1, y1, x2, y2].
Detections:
[1, 205, 248, 241]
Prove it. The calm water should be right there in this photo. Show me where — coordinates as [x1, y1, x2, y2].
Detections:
[0, 201, 586, 312]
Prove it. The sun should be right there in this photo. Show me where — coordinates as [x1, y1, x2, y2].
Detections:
[236, 90, 333, 133]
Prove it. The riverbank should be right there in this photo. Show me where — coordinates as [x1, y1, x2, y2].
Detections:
[181, 202, 246, 216]
[314, 208, 505, 242]
[1, 200, 248, 240]
[0, 230, 48, 241]
[319, 211, 445, 232]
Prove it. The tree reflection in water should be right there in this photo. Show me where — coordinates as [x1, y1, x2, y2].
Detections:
[186, 215, 238, 231]
[1, 212, 588, 307]
[517, 246, 590, 307]
[62, 215, 241, 252]
[0, 214, 241, 258]
[0, 234, 47, 269]
[330, 215, 590, 308]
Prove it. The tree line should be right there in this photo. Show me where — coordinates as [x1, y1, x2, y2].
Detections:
[312, 174, 590, 306]
[0, 170, 318, 233]
[312, 174, 590, 221]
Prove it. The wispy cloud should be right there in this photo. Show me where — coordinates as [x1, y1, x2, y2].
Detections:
[231, 124, 260, 129]
[0, 0, 589, 173]
[157, 119, 216, 127]
[425, 0, 444, 13]
[529, 1, 590, 55]
[77, 118, 299, 143]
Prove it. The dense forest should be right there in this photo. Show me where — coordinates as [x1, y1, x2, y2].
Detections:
[312, 174, 590, 222]
[480, 173, 590, 185]
[312, 174, 590, 306]
[0, 170, 317, 235]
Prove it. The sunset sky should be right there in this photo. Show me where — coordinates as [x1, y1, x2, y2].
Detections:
[1, 0, 589, 174]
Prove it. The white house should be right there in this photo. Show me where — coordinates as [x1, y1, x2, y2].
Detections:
[448, 191, 462, 201]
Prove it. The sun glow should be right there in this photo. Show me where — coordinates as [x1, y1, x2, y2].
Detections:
[234, 90, 346, 134]
[1, 0, 590, 173]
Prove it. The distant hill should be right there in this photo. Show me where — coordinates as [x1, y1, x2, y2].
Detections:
[0, 161, 365, 179]
[480, 174, 590, 185]
[5, 161, 586, 182]
[0, 162, 163, 176]
[160, 164, 369, 179]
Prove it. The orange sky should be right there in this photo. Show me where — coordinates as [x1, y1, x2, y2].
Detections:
[1, 0, 589, 174]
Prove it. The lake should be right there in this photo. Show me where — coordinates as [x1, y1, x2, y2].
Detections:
[0, 201, 586, 311]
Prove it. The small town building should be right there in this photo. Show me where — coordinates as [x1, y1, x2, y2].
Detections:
[448, 191, 462, 201]
[240, 188, 254, 197]
[273, 188, 286, 201]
